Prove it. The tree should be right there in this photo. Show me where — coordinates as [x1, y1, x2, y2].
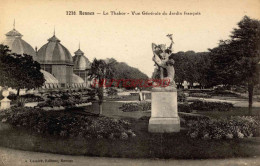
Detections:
[0, 44, 45, 96]
[209, 16, 260, 114]
[170, 51, 211, 88]
[169, 51, 185, 86]
[107, 58, 148, 89]
[196, 52, 211, 88]
[89, 58, 114, 115]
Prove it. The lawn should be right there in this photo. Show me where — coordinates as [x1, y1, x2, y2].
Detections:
[0, 101, 259, 159]
[198, 107, 260, 119]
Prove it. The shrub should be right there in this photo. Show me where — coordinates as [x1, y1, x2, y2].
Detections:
[178, 103, 192, 113]
[179, 113, 209, 128]
[37, 95, 89, 108]
[140, 102, 151, 111]
[190, 100, 233, 112]
[107, 88, 118, 96]
[106, 96, 124, 100]
[9, 94, 44, 105]
[230, 86, 247, 93]
[210, 90, 240, 97]
[7, 93, 18, 100]
[177, 91, 186, 102]
[13, 97, 26, 107]
[3, 107, 135, 139]
[120, 102, 151, 112]
[120, 103, 140, 112]
[60, 93, 70, 100]
[189, 93, 212, 98]
[186, 116, 260, 139]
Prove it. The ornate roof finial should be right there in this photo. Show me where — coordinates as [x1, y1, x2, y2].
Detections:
[74, 42, 84, 55]
[54, 26, 55, 36]
[13, 19, 15, 30]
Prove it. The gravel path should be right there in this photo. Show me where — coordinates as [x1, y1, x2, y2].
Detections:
[0, 146, 260, 166]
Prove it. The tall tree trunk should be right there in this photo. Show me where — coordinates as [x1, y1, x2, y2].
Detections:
[97, 85, 104, 116]
[99, 103, 103, 115]
[248, 82, 254, 115]
[17, 88, 20, 96]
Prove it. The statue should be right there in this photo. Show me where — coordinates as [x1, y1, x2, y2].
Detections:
[149, 34, 180, 133]
[152, 34, 176, 87]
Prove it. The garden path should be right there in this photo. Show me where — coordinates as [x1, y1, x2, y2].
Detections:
[0, 146, 259, 166]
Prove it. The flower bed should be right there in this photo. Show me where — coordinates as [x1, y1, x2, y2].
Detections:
[209, 90, 240, 97]
[189, 93, 212, 98]
[186, 116, 260, 139]
[120, 102, 151, 112]
[41, 89, 96, 101]
[190, 100, 233, 112]
[177, 91, 186, 102]
[106, 95, 125, 100]
[2, 107, 135, 139]
[106, 87, 118, 96]
[120, 100, 233, 113]
[37, 90, 94, 108]
[37, 97, 90, 108]
[8, 94, 44, 104]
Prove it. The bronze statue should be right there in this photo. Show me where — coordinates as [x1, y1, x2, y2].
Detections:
[152, 34, 176, 87]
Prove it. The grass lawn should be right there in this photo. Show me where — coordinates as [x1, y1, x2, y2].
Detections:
[85, 101, 151, 119]
[198, 107, 260, 119]
[0, 100, 260, 159]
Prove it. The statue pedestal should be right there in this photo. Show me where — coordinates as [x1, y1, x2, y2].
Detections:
[148, 87, 180, 133]
[1, 98, 11, 110]
[1, 89, 11, 111]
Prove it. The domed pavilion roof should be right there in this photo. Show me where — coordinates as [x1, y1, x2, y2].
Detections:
[40, 69, 61, 89]
[72, 73, 85, 84]
[3, 28, 36, 59]
[73, 48, 91, 70]
[40, 69, 59, 84]
[37, 34, 73, 65]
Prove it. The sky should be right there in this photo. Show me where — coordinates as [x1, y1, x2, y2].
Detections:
[0, 0, 259, 77]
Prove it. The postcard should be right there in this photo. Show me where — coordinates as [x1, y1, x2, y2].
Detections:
[0, 0, 259, 165]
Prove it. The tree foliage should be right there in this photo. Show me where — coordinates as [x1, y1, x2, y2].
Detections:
[106, 58, 148, 80]
[168, 51, 211, 87]
[0, 44, 45, 95]
[208, 16, 260, 114]
[209, 16, 260, 86]
[105, 58, 148, 89]
[89, 58, 114, 81]
[89, 58, 114, 115]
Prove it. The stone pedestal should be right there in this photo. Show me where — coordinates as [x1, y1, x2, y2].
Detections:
[183, 81, 188, 90]
[148, 87, 180, 133]
[1, 90, 11, 110]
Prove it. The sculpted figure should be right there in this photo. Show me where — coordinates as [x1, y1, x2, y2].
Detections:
[152, 34, 176, 87]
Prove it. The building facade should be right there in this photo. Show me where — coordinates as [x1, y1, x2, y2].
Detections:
[2, 26, 91, 89]
[73, 46, 91, 85]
